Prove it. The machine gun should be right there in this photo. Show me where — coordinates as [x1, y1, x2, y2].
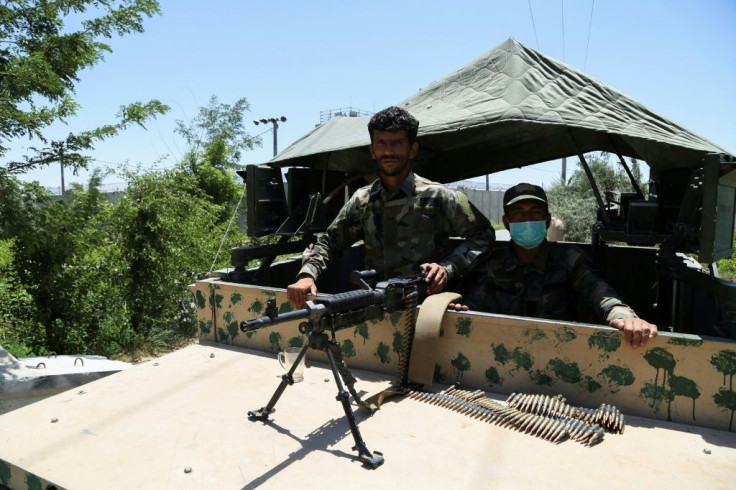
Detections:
[240, 270, 427, 469]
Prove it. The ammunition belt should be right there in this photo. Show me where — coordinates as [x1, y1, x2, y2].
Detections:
[407, 385, 626, 445]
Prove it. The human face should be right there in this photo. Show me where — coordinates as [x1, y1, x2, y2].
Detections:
[503, 199, 550, 250]
[504, 199, 549, 224]
[369, 129, 417, 179]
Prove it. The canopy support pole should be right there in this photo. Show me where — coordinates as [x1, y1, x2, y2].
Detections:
[567, 129, 611, 224]
[608, 137, 645, 199]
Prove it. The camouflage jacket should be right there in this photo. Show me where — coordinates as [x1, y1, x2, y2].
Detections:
[461, 240, 636, 324]
[298, 172, 495, 282]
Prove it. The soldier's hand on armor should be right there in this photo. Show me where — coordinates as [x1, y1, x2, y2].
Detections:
[287, 276, 317, 309]
[610, 317, 658, 349]
[419, 262, 448, 295]
[447, 303, 469, 311]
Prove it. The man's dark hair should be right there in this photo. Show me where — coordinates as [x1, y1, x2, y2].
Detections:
[368, 106, 420, 144]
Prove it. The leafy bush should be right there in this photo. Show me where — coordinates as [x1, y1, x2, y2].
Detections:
[546, 153, 644, 242]
[108, 168, 251, 356]
[0, 167, 251, 358]
[0, 172, 129, 355]
[716, 235, 736, 282]
[0, 91, 262, 358]
[0, 239, 42, 357]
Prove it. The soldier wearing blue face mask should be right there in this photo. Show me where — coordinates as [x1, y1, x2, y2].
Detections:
[451, 183, 658, 350]
[503, 183, 551, 250]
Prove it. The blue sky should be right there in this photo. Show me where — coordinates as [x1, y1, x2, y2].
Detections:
[13, 0, 736, 192]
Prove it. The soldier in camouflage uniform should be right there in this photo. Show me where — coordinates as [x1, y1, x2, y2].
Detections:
[453, 183, 657, 349]
[287, 106, 494, 308]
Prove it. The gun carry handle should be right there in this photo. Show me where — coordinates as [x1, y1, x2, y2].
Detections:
[350, 269, 377, 290]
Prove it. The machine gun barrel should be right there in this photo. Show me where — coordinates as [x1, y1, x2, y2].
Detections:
[240, 288, 385, 334]
[240, 306, 314, 332]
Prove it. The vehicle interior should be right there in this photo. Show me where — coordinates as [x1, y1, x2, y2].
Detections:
[226, 151, 736, 339]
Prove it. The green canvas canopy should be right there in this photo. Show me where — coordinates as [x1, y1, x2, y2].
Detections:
[269, 38, 730, 184]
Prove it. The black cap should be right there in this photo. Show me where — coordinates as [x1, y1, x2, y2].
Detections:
[503, 183, 548, 212]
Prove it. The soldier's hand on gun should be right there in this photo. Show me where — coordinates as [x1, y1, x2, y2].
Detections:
[419, 262, 448, 295]
[287, 275, 317, 309]
[609, 317, 658, 349]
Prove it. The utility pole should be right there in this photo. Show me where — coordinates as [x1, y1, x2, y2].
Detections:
[253, 116, 287, 157]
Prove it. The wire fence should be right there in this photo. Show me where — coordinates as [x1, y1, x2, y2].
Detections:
[44, 182, 128, 195]
[448, 179, 510, 191]
[43, 177, 509, 222]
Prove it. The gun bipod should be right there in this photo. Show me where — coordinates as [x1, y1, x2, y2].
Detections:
[247, 330, 384, 469]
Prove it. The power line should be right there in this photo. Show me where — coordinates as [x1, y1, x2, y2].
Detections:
[584, 0, 595, 71]
[527, 166, 561, 175]
[253, 127, 274, 138]
[157, 127, 182, 163]
[527, 0, 540, 50]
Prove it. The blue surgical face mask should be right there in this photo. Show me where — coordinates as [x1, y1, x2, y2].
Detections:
[508, 220, 547, 249]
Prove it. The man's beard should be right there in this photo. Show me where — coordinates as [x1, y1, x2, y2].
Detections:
[378, 155, 410, 177]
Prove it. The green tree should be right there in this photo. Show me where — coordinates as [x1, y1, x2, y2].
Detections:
[546, 153, 644, 242]
[110, 169, 225, 350]
[0, 237, 40, 357]
[716, 234, 736, 282]
[0, 175, 47, 355]
[175, 95, 260, 215]
[175, 95, 259, 166]
[0, 160, 246, 357]
[0, 171, 46, 239]
[0, 171, 127, 354]
[1, 0, 168, 174]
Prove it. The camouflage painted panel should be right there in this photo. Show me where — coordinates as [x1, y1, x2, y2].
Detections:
[434, 312, 736, 432]
[192, 279, 736, 432]
[0, 459, 60, 490]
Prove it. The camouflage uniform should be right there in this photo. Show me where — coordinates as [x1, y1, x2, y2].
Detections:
[462, 240, 636, 323]
[298, 172, 495, 282]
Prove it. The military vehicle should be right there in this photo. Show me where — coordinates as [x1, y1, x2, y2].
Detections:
[1, 38, 734, 488]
